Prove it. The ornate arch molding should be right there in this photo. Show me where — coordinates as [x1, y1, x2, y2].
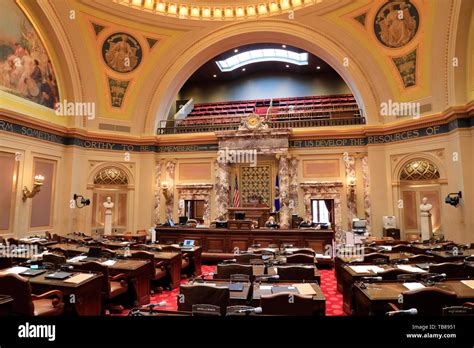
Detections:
[87, 162, 135, 189]
[392, 153, 446, 186]
[143, 20, 386, 133]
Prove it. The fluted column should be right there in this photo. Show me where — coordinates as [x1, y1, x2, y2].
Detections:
[152, 161, 161, 225]
[277, 154, 290, 228]
[215, 159, 231, 220]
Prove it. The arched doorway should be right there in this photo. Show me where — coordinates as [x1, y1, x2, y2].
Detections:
[397, 158, 442, 239]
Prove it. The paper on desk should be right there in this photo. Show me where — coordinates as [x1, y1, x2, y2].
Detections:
[461, 280, 474, 290]
[101, 260, 116, 266]
[293, 283, 316, 295]
[259, 286, 272, 290]
[68, 255, 87, 263]
[349, 265, 385, 274]
[1, 266, 29, 274]
[64, 273, 94, 284]
[403, 282, 425, 290]
[315, 254, 332, 259]
[396, 265, 427, 273]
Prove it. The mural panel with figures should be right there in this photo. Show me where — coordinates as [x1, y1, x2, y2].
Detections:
[0, 0, 59, 109]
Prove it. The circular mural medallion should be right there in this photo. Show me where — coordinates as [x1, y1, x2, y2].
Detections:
[102, 32, 142, 73]
[374, 0, 419, 48]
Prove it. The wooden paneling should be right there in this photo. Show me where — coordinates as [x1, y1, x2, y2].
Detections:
[305, 240, 325, 253]
[207, 238, 225, 253]
[228, 237, 249, 253]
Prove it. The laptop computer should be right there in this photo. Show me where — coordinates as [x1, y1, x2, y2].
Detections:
[182, 240, 195, 248]
[45, 271, 73, 280]
[19, 269, 46, 277]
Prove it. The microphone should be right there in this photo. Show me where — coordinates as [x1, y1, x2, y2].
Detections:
[190, 273, 214, 283]
[386, 308, 418, 316]
[360, 276, 382, 282]
[237, 307, 262, 314]
[256, 274, 280, 283]
[147, 301, 167, 310]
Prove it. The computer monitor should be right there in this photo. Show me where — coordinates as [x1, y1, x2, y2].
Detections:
[235, 212, 245, 220]
[179, 216, 188, 225]
[352, 220, 367, 229]
[183, 239, 195, 247]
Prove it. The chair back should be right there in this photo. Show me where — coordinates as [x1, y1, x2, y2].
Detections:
[43, 253, 67, 267]
[261, 293, 314, 315]
[216, 263, 253, 280]
[74, 261, 110, 294]
[288, 249, 315, 256]
[401, 288, 457, 315]
[407, 254, 435, 262]
[276, 266, 315, 281]
[130, 251, 156, 277]
[378, 269, 413, 280]
[429, 262, 465, 278]
[363, 253, 389, 263]
[389, 244, 413, 253]
[0, 274, 34, 315]
[178, 284, 229, 316]
[285, 254, 315, 264]
[234, 253, 262, 264]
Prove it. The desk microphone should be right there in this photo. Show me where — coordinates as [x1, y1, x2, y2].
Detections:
[386, 308, 418, 316]
[190, 273, 214, 283]
[360, 276, 382, 282]
[256, 274, 280, 283]
[147, 301, 167, 311]
[238, 307, 262, 314]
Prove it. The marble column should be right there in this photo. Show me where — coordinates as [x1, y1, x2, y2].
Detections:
[152, 162, 161, 225]
[361, 155, 372, 233]
[288, 156, 299, 217]
[164, 160, 175, 220]
[278, 154, 290, 228]
[215, 160, 231, 220]
[343, 152, 357, 230]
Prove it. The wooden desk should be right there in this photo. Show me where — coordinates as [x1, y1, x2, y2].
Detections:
[228, 207, 270, 228]
[146, 244, 202, 276]
[251, 282, 325, 315]
[340, 264, 427, 315]
[352, 280, 474, 315]
[27, 271, 103, 315]
[19, 237, 58, 247]
[430, 249, 474, 262]
[49, 243, 89, 256]
[69, 258, 152, 306]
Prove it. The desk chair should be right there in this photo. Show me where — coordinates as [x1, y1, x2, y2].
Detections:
[387, 288, 457, 315]
[130, 251, 167, 287]
[42, 253, 67, 267]
[285, 254, 315, 264]
[234, 253, 261, 264]
[261, 293, 315, 316]
[275, 266, 315, 281]
[364, 247, 379, 254]
[161, 245, 191, 274]
[74, 261, 128, 314]
[429, 262, 466, 278]
[363, 253, 390, 264]
[388, 244, 413, 253]
[378, 269, 413, 280]
[407, 254, 435, 262]
[178, 284, 229, 316]
[0, 274, 64, 316]
[216, 263, 253, 281]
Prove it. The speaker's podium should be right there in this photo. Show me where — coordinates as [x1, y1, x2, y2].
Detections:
[228, 207, 270, 228]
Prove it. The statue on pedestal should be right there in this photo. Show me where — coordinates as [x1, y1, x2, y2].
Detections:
[103, 196, 114, 235]
[419, 197, 433, 241]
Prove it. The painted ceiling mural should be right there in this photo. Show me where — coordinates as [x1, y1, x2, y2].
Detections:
[0, 0, 59, 109]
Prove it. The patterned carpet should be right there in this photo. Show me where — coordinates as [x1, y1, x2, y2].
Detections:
[131, 265, 344, 316]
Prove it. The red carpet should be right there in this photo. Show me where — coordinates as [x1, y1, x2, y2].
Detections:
[130, 265, 344, 316]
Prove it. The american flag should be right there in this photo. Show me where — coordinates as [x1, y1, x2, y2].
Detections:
[233, 175, 240, 207]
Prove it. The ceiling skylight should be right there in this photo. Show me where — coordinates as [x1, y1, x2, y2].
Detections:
[215, 49, 308, 72]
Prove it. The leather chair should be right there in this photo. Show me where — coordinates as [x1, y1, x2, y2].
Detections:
[378, 269, 413, 280]
[261, 293, 315, 316]
[234, 253, 262, 264]
[429, 262, 466, 278]
[363, 253, 390, 264]
[285, 253, 315, 264]
[162, 245, 190, 273]
[387, 288, 457, 315]
[0, 274, 64, 316]
[288, 248, 315, 256]
[216, 263, 253, 280]
[130, 251, 167, 282]
[178, 284, 229, 315]
[42, 253, 67, 267]
[276, 266, 315, 281]
[407, 254, 435, 262]
[388, 244, 413, 253]
[74, 261, 128, 313]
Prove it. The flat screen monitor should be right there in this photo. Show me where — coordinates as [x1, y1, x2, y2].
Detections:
[183, 240, 195, 247]
[179, 216, 188, 225]
[235, 212, 245, 220]
[352, 220, 367, 229]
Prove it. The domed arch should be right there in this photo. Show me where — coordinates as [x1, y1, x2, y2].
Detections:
[393, 153, 446, 184]
[142, 19, 390, 133]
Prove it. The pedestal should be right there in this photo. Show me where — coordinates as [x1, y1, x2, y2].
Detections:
[420, 212, 432, 241]
[104, 214, 112, 235]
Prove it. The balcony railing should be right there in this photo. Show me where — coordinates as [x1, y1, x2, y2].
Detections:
[157, 109, 366, 134]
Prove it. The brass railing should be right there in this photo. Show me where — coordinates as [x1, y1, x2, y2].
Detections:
[157, 109, 365, 134]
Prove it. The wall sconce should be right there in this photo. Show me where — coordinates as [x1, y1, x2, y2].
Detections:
[445, 191, 462, 207]
[73, 194, 91, 208]
[22, 175, 45, 201]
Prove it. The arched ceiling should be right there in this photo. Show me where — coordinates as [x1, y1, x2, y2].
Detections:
[3, 0, 472, 136]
